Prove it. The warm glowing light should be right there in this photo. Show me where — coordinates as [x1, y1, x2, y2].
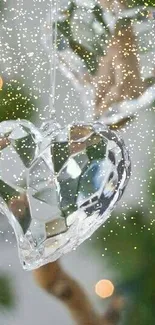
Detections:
[95, 279, 114, 299]
[0, 76, 3, 90]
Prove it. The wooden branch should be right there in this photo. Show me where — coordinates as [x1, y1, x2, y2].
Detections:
[95, 21, 145, 118]
[33, 261, 100, 325]
[95, 0, 145, 127]
[99, 0, 126, 13]
[0, 137, 11, 150]
[33, 261, 124, 325]
[101, 296, 125, 325]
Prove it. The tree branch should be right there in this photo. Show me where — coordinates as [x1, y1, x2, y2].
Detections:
[33, 261, 124, 325]
[95, 0, 145, 123]
[33, 261, 101, 325]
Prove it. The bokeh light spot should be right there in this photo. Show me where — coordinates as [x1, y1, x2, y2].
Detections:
[0, 76, 3, 90]
[95, 279, 114, 299]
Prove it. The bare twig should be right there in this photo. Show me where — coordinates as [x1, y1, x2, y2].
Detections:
[101, 296, 125, 325]
[99, 0, 127, 12]
[33, 261, 124, 325]
[0, 137, 11, 150]
[33, 261, 100, 325]
[95, 0, 145, 122]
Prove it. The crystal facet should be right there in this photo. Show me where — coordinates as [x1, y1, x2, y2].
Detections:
[0, 120, 130, 270]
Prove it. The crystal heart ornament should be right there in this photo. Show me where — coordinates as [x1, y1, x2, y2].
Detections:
[0, 119, 130, 270]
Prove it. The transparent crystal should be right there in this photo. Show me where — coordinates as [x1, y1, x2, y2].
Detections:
[0, 120, 130, 270]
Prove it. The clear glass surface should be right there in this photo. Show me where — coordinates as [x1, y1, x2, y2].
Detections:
[0, 120, 130, 269]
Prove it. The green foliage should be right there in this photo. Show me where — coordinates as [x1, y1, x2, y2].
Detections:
[0, 274, 15, 309]
[89, 169, 155, 324]
[0, 79, 38, 122]
[57, 1, 109, 75]
[145, 77, 155, 87]
[90, 210, 151, 281]
[0, 0, 4, 14]
[126, 0, 155, 7]
[69, 39, 98, 75]
[124, 263, 155, 325]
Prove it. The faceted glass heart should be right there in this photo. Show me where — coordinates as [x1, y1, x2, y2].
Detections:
[0, 120, 130, 270]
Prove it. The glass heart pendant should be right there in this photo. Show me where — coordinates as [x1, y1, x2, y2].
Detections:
[0, 119, 130, 270]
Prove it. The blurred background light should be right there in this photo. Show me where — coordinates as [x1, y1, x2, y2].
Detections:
[95, 279, 114, 299]
[0, 76, 3, 90]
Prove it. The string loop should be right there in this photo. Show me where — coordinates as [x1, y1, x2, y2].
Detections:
[48, 0, 58, 119]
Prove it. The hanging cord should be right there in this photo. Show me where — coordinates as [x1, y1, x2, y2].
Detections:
[48, 0, 58, 119]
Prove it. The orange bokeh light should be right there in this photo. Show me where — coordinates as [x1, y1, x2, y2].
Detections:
[95, 279, 114, 299]
[0, 76, 3, 90]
